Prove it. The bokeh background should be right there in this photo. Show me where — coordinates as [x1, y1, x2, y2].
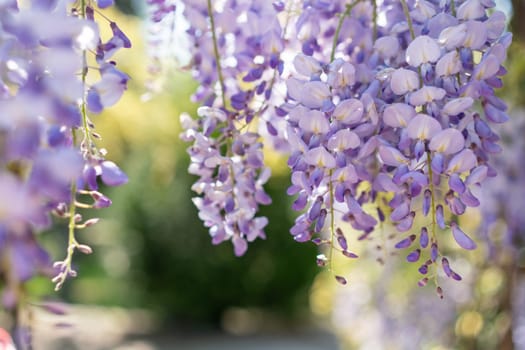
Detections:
[2, 0, 525, 349]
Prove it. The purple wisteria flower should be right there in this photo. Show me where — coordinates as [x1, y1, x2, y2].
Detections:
[144, 0, 177, 92]
[0, 0, 130, 321]
[481, 112, 525, 260]
[179, 0, 286, 255]
[175, 0, 512, 291]
[276, 0, 511, 288]
[181, 106, 271, 256]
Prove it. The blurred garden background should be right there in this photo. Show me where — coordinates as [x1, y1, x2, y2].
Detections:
[2, 0, 525, 349]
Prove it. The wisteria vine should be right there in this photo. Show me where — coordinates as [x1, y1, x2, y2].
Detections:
[180, 0, 285, 256]
[173, 0, 513, 295]
[0, 0, 129, 343]
[0, 0, 516, 340]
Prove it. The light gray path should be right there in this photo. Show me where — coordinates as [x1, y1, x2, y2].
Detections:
[136, 332, 340, 350]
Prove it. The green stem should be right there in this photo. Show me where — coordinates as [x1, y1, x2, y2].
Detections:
[400, 0, 425, 87]
[11, 301, 21, 349]
[328, 170, 335, 272]
[377, 198, 387, 264]
[67, 181, 78, 246]
[426, 151, 440, 286]
[78, 0, 97, 158]
[400, 0, 415, 41]
[452, 0, 460, 84]
[330, 1, 360, 62]
[207, 0, 227, 108]
[372, 0, 378, 41]
[71, 0, 89, 245]
[426, 152, 437, 242]
[58, 0, 88, 290]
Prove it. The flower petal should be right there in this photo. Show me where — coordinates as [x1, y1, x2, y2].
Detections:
[379, 145, 409, 166]
[383, 103, 416, 128]
[298, 110, 330, 134]
[406, 35, 441, 67]
[100, 161, 128, 186]
[451, 222, 477, 250]
[429, 128, 465, 155]
[447, 149, 477, 174]
[332, 98, 364, 124]
[304, 147, 336, 168]
[391, 68, 420, 95]
[407, 114, 442, 140]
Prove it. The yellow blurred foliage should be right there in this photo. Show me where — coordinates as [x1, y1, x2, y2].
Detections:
[455, 310, 484, 338]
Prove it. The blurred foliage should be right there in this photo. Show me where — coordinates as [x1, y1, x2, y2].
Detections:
[510, 0, 525, 44]
[310, 245, 516, 350]
[114, 0, 137, 16]
[501, 41, 525, 108]
[102, 156, 318, 324]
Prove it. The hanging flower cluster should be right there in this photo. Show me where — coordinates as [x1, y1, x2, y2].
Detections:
[0, 0, 130, 312]
[282, 0, 510, 290]
[174, 0, 512, 292]
[180, 0, 286, 255]
[480, 112, 525, 260]
[144, 0, 177, 93]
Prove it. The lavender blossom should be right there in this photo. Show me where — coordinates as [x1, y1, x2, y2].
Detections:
[0, 0, 130, 315]
[179, 1, 285, 255]
[481, 111, 525, 260]
[277, 0, 511, 286]
[173, 0, 513, 290]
